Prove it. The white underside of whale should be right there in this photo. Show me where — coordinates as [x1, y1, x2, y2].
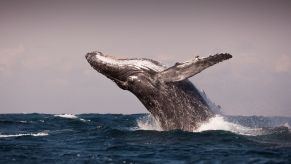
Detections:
[96, 54, 165, 72]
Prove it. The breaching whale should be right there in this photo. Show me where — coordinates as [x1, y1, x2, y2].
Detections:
[85, 52, 232, 131]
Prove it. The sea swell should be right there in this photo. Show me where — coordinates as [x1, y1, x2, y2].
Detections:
[0, 113, 290, 163]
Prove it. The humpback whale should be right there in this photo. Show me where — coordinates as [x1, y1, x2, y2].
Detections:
[85, 52, 232, 131]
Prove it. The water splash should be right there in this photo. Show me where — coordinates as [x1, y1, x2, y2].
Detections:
[136, 114, 266, 136]
[136, 114, 162, 131]
[283, 122, 290, 128]
[195, 115, 263, 136]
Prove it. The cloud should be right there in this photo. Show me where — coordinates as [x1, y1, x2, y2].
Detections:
[20, 54, 74, 73]
[21, 52, 77, 74]
[0, 45, 25, 74]
[21, 54, 52, 70]
[0, 45, 76, 75]
[273, 54, 291, 73]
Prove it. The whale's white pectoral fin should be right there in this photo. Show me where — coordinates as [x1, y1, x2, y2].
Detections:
[157, 53, 232, 82]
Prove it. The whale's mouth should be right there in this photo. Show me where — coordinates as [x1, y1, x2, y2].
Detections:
[86, 52, 132, 85]
[86, 51, 127, 72]
[86, 51, 119, 67]
[86, 51, 164, 71]
[86, 52, 120, 66]
[86, 51, 156, 90]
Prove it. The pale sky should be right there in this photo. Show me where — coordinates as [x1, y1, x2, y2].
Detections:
[0, 0, 291, 116]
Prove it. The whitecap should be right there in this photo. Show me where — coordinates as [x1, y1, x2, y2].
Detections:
[54, 114, 78, 119]
[0, 132, 48, 138]
[195, 115, 263, 136]
[282, 122, 291, 132]
[135, 114, 284, 136]
[283, 122, 291, 128]
[79, 118, 90, 122]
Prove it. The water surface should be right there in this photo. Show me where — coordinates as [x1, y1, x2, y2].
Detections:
[0, 113, 290, 163]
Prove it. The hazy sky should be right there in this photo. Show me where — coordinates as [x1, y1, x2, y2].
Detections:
[0, 0, 291, 116]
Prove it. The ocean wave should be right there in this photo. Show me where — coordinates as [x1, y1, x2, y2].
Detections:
[283, 122, 291, 129]
[135, 114, 258, 134]
[136, 114, 288, 136]
[0, 113, 290, 163]
[195, 115, 263, 136]
[54, 114, 78, 119]
[54, 114, 91, 123]
[0, 132, 48, 138]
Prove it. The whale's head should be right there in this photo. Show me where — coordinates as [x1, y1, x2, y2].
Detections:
[85, 51, 165, 91]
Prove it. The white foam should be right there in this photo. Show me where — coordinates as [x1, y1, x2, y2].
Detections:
[79, 118, 90, 122]
[136, 114, 265, 136]
[283, 122, 291, 128]
[0, 132, 48, 138]
[136, 115, 162, 131]
[195, 115, 263, 136]
[31, 132, 48, 136]
[54, 114, 78, 119]
[283, 122, 291, 132]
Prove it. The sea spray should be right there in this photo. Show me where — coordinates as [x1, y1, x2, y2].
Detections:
[137, 114, 265, 136]
[136, 114, 162, 131]
[195, 115, 263, 136]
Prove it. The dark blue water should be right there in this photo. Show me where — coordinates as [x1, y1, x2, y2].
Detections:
[0, 113, 291, 163]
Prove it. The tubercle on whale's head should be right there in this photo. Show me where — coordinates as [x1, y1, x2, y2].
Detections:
[85, 51, 117, 72]
[86, 51, 128, 86]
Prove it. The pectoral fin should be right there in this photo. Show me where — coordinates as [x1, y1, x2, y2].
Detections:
[156, 53, 232, 82]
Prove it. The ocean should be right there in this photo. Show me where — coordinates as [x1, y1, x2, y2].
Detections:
[0, 113, 290, 163]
